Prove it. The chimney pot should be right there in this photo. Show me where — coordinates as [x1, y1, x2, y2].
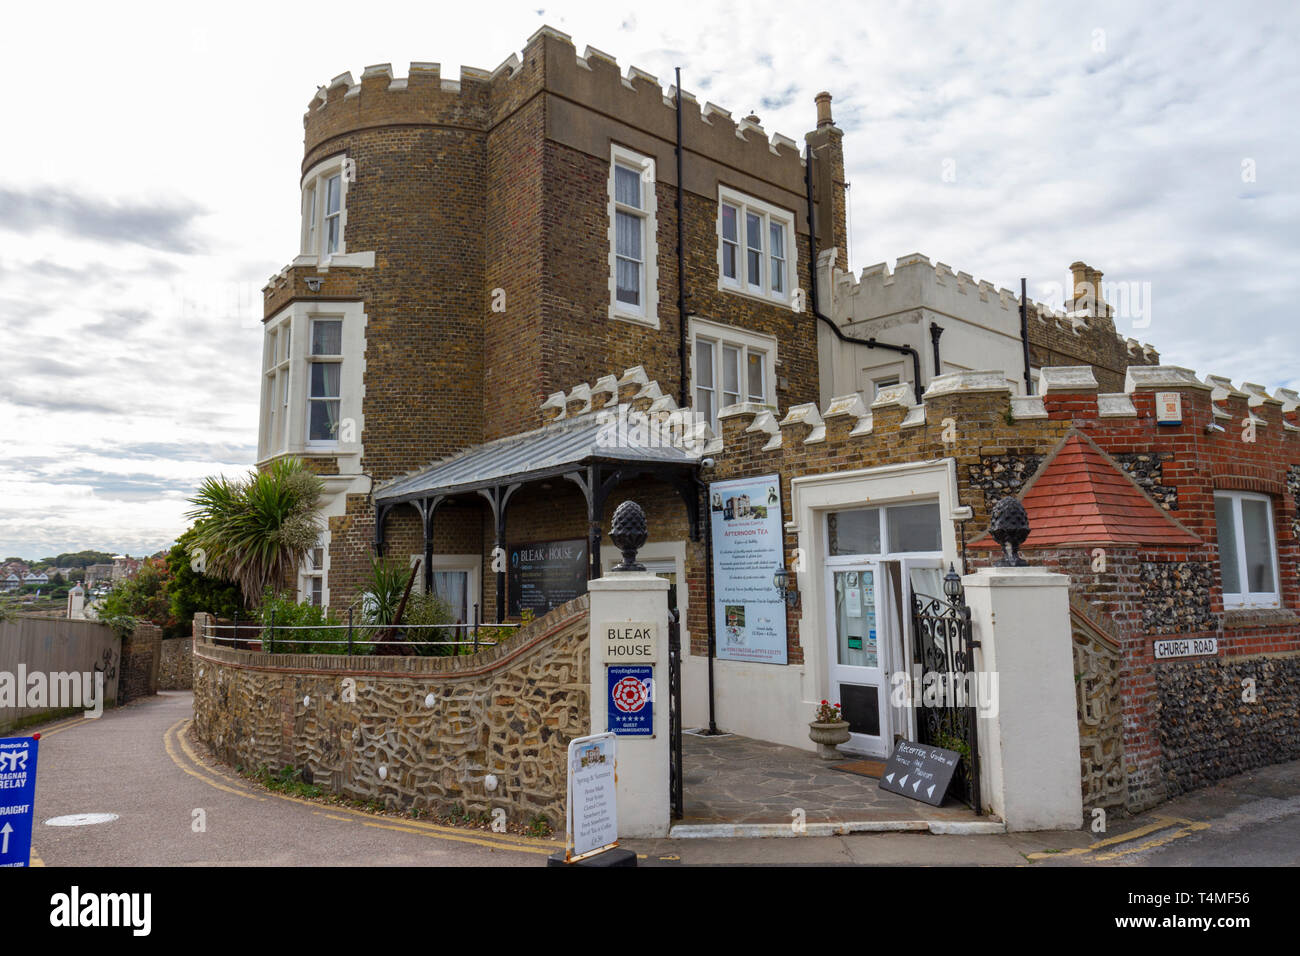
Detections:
[815, 91, 833, 128]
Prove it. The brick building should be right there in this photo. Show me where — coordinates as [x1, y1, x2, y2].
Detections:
[256, 26, 1298, 810]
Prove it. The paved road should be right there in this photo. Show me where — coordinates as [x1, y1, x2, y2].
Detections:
[22, 692, 1300, 867]
[27, 692, 558, 866]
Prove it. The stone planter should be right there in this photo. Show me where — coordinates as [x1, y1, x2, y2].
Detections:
[808, 720, 851, 760]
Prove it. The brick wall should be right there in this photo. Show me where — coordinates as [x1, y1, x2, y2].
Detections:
[706, 369, 1299, 808]
[119, 622, 161, 703]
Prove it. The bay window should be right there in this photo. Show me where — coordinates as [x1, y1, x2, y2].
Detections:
[718, 187, 793, 303]
[1214, 491, 1281, 608]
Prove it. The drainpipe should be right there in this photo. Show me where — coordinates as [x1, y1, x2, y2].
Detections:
[676, 67, 689, 409]
[929, 322, 944, 377]
[804, 146, 924, 404]
[1019, 277, 1033, 395]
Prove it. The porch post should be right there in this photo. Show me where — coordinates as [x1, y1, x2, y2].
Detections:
[478, 483, 520, 623]
[416, 495, 445, 595]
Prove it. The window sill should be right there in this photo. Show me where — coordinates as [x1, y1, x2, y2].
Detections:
[609, 306, 659, 329]
[717, 280, 793, 310]
[293, 251, 376, 270]
[1221, 607, 1298, 629]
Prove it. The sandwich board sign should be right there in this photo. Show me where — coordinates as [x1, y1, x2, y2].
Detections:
[0, 736, 39, 867]
[877, 739, 960, 807]
[564, 732, 618, 862]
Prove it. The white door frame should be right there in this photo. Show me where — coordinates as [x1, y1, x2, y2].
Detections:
[787, 459, 966, 737]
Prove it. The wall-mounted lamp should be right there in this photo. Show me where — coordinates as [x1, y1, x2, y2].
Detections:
[942, 562, 964, 602]
[774, 566, 800, 609]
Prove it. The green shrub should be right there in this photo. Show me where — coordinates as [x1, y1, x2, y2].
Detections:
[258, 591, 354, 654]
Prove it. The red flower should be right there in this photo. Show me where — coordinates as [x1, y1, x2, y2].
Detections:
[820, 699, 828, 705]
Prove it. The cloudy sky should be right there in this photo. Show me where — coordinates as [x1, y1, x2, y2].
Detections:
[1, 0, 1296, 559]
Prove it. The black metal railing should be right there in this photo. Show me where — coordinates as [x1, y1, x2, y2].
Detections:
[667, 604, 684, 820]
[910, 589, 981, 813]
[204, 603, 519, 656]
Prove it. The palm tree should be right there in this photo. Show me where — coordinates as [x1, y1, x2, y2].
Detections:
[185, 458, 324, 606]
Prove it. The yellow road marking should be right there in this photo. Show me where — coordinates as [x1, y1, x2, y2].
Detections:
[162, 720, 266, 802]
[37, 716, 92, 739]
[170, 719, 558, 856]
[1026, 816, 1210, 862]
[358, 819, 554, 855]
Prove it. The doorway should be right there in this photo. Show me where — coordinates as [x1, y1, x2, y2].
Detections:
[825, 563, 892, 756]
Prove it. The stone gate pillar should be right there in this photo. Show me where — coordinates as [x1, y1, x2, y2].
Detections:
[964, 567, 1083, 831]
[587, 503, 672, 838]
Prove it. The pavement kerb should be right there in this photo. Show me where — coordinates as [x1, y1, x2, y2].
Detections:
[668, 818, 1007, 839]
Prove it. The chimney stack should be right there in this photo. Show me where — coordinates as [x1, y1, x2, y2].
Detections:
[1069, 260, 1107, 316]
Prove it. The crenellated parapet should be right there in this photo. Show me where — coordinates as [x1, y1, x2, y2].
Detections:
[303, 25, 806, 187]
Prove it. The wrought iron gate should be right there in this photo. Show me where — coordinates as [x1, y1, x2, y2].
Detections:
[667, 601, 683, 819]
[910, 586, 981, 813]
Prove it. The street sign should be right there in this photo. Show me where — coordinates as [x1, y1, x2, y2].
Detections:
[878, 739, 960, 807]
[0, 736, 39, 867]
[607, 665, 653, 736]
[1154, 637, 1218, 660]
[565, 733, 618, 862]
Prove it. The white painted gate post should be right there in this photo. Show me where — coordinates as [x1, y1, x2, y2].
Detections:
[963, 566, 1083, 831]
[587, 569, 671, 838]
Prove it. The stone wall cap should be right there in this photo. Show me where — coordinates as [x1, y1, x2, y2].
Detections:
[1097, 392, 1138, 418]
[823, 393, 868, 419]
[718, 401, 768, 420]
[1010, 395, 1048, 420]
[588, 575, 670, 591]
[1121, 366, 1213, 392]
[962, 567, 1070, 587]
[871, 382, 914, 409]
[1204, 374, 1248, 399]
[1039, 366, 1099, 393]
[922, 370, 1012, 399]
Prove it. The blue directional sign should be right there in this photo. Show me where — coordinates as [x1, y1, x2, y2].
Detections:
[0, 736, 39, 867]
[607, 666, 653, 736]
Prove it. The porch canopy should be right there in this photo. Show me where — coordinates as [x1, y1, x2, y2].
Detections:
[371, 409, 704, 620]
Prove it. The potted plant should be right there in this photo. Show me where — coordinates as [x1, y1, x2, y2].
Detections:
[809, 700, 850, 760]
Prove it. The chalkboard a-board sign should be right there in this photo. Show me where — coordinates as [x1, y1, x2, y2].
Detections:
[877, 740, 961, 807]
[508, 538, 588, 617]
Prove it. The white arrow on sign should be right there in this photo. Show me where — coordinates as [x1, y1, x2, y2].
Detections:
[898, 775, 908, 788]
[927, 785, 935, 799]
[912, 779, 921, 791]
[1, 822, 11, 855]
[884, 773, 895, 784]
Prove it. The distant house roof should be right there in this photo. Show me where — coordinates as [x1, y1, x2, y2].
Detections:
[972, 432, 1201, 550]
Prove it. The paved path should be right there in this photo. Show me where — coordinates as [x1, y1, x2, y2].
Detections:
[27, 692, 559, 866]
[21, 691, 1300, 867]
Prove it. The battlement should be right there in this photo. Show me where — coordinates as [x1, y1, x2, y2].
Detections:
[304, 25, 808, 180]
[825, 252, 1156, 360]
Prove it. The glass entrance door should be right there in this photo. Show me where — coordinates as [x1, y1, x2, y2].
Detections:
[826, 564, 889, 756]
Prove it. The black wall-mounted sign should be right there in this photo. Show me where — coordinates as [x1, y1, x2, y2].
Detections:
[507, 538, 588, 617]
[877, 739, 961, 807]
